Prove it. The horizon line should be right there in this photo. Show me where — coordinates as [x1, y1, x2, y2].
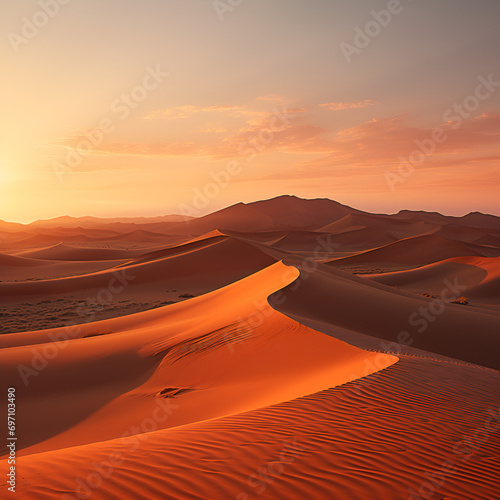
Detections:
[2, 194, 499, 225]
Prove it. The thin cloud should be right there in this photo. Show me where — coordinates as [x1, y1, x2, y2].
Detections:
[256, 94, 287, 104]
[320, 100, 377, 111]
[245, 113, 500, 182]
[142, 104, 264, 120]
[49, 113, 500, 189]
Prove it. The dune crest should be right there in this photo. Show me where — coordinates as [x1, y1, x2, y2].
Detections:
[0, 262, 397, 458]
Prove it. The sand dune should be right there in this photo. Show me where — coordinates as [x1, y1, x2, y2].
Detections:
[0, 252, 47, 268]
[30, 226, 122, 239]
[10, 233, 94, 247]
[124, 232, 227, 266]
[2, 260, 498, 498]
[433, 223, 494, 243]
[465, 240, 500, 257]
[0, 235, 278, 334]
[473, 232, 500, 248]
[16, 243, 144, 262]
[179, 229, 225, 243]
[0, 230, 33, 244]
[269, 228, 396, 254]
[367, 256, 500, 304]
[271, 231, 336, 252]
[329, 226, 397, 250]
[6, 353, 498, 500]
[222, 229, 288, 245]
[328, 234, 484, 268]
[0, 228, 166, 249]
[272, 259, 500, 370]
[0, 262, 396, 457]
[102, 230, 174, 244]
[316, 213, 366, 234]
[1, 196, 499, 499]
[318, 212, 439, 238]
[0, 251, 126, 282]
[0, 235, 277, 301]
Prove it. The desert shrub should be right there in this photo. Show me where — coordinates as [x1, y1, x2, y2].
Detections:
[451, 296, 468, 305]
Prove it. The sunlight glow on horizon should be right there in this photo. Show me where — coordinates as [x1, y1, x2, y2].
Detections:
[1, 0, 500, 222]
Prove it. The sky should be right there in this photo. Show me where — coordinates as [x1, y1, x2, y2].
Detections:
[1, 0, 500, 223]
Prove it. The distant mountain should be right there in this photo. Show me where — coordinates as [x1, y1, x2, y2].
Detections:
[1, 196, 499, 239]
[0, 220, 26, 233]
[172, 195, 365, 235]
[460, 212, 500, 230]
[25, 214, 194, 231]
[394, 210, 500, 231]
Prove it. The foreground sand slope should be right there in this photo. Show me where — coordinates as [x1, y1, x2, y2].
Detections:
[271, 258, 500, 370]
[0, 262, 396, 459]
[3, 348, 498, 499]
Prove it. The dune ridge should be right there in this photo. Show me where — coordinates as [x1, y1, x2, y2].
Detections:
[0, 262, 397, 458]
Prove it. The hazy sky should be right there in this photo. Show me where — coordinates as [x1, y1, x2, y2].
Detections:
[1, 0, 500, 222]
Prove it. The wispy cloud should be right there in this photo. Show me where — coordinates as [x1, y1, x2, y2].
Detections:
[256, 94, 287, 104]
[48, 107, 500, 191]
[253, 113, 500, 181]
[319, 100, 377, 111]
[142, 104, 264, 120]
